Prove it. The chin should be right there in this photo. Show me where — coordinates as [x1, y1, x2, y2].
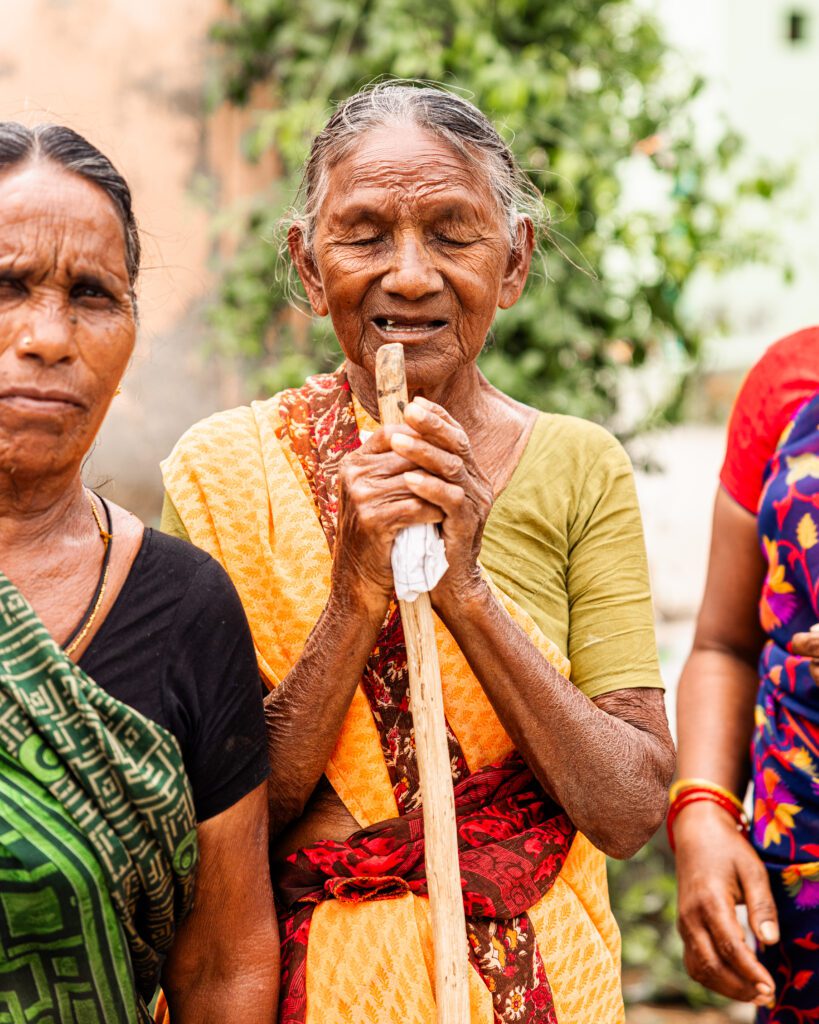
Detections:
[401, 348, 471, 392]
[0, 420, 91, 478]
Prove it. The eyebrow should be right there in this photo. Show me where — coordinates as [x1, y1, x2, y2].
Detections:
[329, 196, 487, 227]
[328, 204, 385, 226]
[0, 255, 125, 291]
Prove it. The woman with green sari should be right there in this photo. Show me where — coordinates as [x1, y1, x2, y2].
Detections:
[0, 124, 279, 1022]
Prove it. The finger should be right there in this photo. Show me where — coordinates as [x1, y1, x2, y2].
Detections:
[348, 471, 448, 511]
[380, 496, 445, 528]
[357, 424, 418, 455]
[352, 496, 444, 538]
[702, 896, 776, 995]
[403, 400, 471, 458]
[413, 395, 461, 427]
[679, 925, 757, 995]
[790, 630, 819, 657]
[737, 854, 780, 954]
[681, 920, 762, 1001]
[403, 470, 466, 518]
[789, 630, 819, 682]
[360, 451, 420, 478]
[390, 432, 466, 482]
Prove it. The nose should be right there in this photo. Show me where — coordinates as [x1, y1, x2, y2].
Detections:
[381, 232, 444, 301]
[13, 304, 78, 367]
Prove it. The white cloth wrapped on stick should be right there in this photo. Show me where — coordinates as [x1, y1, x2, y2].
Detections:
[391, 522, 448, 603]
[359, 429, 449, 602]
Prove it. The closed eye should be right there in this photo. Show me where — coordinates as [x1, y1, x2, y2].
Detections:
[347, 236, 384, 247]
[434, 234, 474, 247]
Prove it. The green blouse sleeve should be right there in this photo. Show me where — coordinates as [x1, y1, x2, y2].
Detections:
[566, 433, 662, 699]
[160, 492, 191, 543]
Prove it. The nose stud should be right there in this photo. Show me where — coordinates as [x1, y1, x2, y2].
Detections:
[19, 334, 33, 349]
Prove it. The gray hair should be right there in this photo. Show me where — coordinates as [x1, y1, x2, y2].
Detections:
[0, 122, 140, 299]
[294, 82, 546, 254]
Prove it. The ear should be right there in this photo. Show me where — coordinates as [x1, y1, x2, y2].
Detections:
[288, 223, 328, 316]
[498, 216, 535, 310]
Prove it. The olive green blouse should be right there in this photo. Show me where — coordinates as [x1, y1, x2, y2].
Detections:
[160, 411, 662, 701]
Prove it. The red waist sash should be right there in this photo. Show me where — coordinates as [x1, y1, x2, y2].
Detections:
[275, 753, 576, 1024]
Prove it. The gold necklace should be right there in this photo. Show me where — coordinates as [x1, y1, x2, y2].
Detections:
[64, 491, 112, 657]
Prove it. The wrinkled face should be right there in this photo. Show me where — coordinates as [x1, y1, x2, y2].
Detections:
[0, 161, 135, 482]
[290, 124, 533, 390]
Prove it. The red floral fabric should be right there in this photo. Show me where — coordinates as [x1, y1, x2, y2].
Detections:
[276, 370, 469, 814]
[274, 370, 577, 1023]
[753, 391, 819, 1022]
[277, 753, 575, 1024]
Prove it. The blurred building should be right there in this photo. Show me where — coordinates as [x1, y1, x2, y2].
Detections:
[0, 0, 274, 519]
[657, 0, 819, 371]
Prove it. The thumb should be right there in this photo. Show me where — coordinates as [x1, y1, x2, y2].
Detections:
[738, 852, 780, 947]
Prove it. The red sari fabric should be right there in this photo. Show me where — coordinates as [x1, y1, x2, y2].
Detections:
[274, 370, 576, 1024]
[277, 754, 576, 1024]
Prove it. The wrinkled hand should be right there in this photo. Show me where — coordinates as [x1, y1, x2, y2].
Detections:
[333, 423, 444, 614]
[675, 802, 778, 1007]
[391, 396, 493, 608]
[791, 625, 819, 683]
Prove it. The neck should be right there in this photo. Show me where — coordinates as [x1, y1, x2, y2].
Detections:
[346, 358, 494, 438]
[0, 469, 89, 551]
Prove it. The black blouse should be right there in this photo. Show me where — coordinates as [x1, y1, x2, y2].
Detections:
[80, 528, 269, 821]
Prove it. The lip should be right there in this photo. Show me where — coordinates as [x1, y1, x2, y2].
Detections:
[0, 387, 86, 411]
[371, 316, 449, 342]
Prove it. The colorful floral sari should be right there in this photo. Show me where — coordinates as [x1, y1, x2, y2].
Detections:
[0, 571, 198, 1023]
[753, 390, 819, 1022]
[162, 368, 625, 1024]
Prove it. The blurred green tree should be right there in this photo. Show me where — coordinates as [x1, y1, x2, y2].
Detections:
[208, 0, 787, 424]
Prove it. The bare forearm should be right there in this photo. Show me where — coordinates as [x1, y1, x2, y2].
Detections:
[265, 589, 385, 832]
[437, 583, 674, 857]
[676, 647, 759, 795]
[675, 488, 766, 798]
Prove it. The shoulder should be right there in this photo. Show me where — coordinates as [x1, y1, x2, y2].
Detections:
[162, 402, 272, 472]
[733, 327, 819, 422]
[529, 413, 632, 488]
[500, 412, 635, 539]
[138, 529, 245, 617]
[721, 326, 819, 512]
[160, 398, 283, 533]
[749, 326, 819, 381]
[531, 412, 624, 459]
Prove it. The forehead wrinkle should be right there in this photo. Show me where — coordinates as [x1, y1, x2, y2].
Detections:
[341, 157, 479, 197]
[0, 204, 129, 290]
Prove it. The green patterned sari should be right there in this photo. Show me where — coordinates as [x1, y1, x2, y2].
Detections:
[0, 572, 198, 1023]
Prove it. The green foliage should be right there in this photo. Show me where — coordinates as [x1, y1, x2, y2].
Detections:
[208, 0, 788, 423]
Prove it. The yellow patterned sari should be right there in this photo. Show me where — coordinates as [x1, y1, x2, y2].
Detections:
[161, 370, 624, 1024]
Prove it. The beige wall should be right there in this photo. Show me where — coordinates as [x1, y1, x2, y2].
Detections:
[0, 0, 273, 519]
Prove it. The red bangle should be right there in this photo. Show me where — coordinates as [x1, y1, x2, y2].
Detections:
[667, 789, 750, 852]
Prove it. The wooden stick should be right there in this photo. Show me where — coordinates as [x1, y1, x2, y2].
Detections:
[375, 343, 470, 1024]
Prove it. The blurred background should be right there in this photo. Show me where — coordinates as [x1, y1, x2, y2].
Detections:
[2, 1, 817, 1019]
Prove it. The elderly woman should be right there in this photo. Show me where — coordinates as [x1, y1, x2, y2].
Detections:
[162, 83, 674, 1024]
[0, 123, 278, 1022]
